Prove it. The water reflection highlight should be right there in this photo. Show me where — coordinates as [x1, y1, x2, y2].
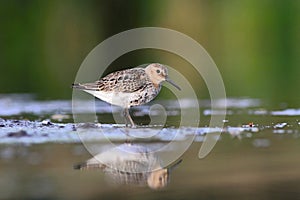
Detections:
[74, 143, 182, 189]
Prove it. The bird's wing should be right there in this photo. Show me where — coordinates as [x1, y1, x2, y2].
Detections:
[72, 68, 148, 93]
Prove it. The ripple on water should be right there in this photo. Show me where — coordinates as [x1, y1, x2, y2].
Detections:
[0, 118, 268, 144]
[271, 109, 300, 116]
[0, 94, 299, 145]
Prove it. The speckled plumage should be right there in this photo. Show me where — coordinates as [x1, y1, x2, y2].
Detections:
[72, 63, 180, 127]
[73, 143, 182, 189]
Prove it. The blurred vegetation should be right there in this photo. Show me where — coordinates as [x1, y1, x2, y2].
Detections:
[0, 0, 299, 106]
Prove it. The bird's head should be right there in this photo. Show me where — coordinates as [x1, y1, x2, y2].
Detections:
[145, 63, 181, 90]
[147, 168, 169, 189]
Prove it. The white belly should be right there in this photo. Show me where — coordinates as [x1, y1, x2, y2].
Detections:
[84, 90, 136, 108]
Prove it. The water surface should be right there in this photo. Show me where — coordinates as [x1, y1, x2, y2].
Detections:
[0, 94, 299, 199]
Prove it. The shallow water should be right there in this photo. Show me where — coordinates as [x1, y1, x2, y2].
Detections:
[0, 94, 300, 199]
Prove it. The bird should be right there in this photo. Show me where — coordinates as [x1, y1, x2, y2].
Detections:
[73, 143, 183, 189]
[72, 63, 181, 127]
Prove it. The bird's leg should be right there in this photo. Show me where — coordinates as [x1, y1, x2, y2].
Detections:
[123, 109, 129, 127]
[124, 108, 136, 128]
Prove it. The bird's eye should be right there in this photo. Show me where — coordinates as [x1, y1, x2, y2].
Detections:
[156, 69, 161, 74]
[159, 177, 163, 182]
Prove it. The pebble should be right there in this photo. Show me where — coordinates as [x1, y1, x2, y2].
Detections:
[7, 130, 29, 138]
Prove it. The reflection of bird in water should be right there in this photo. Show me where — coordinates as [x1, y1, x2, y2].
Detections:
[72, 63, 181, 127]
[74, 143, 182, 189]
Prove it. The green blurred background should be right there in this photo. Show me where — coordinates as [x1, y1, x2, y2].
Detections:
[0, 0, 299, 106]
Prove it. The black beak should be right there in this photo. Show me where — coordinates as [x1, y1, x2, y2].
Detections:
[166, 78, 181, 91]
[168, 159, 183, 173]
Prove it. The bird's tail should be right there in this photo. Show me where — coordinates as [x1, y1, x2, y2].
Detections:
[73, 162, 86, 170]
[71, 83, 86, 90]
[72, 83, 100, 91]
[73, 162, 106, 170]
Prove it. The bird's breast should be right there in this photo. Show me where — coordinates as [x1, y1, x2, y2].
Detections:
[128, 84, 161, 107]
